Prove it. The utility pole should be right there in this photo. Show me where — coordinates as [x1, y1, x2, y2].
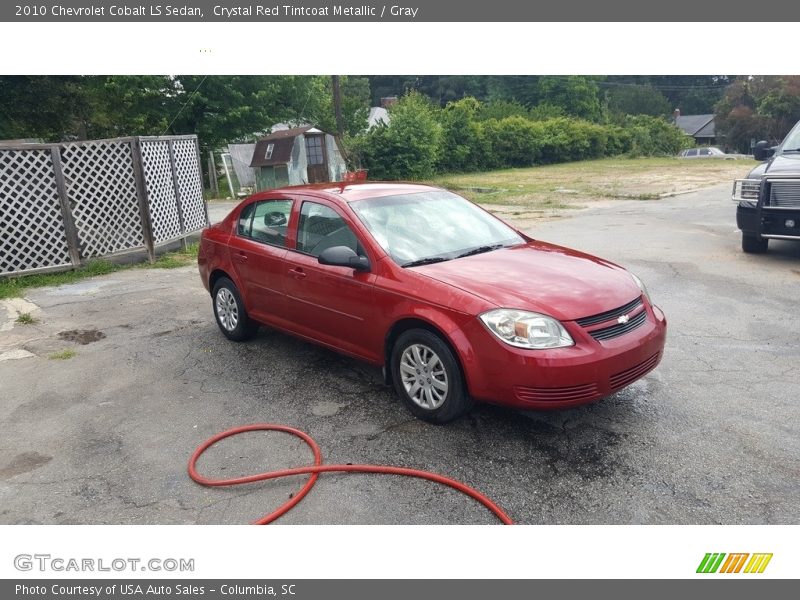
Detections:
[332, 75, 344, 136]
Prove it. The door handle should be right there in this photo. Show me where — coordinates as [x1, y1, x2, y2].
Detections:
[233, 252, 248, 263]
[289, 267, 307, 279]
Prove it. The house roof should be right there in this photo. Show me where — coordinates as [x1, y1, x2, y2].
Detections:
[368, 106, 389, 128]
[675, 114, 715, 137]
[250, 126, 314, 167]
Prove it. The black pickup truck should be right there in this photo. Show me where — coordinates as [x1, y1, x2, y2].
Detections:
[733, 119, 800, 253]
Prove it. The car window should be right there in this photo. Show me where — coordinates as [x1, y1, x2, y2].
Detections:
[237, 203, 255, 236]
[352, 190, 524, 266]
[686, 149, 697, 157]
[297, 202, 359, 257]
[240, 199, 292, 247]
[699, 148, 711, 156]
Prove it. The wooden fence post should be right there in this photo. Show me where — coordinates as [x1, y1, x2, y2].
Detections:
[197, 140, 210, 226]
[131, 138, 156, 263]
[50, 145, 83, 268]
[167, 139, 187, 249]
[208, 150, 218, 200]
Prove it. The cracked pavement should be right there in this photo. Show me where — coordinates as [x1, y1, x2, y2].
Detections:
[1, 183, 798, 524]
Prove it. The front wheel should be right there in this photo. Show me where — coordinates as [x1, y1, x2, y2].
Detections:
[742, 234, 768, 254]
[390, 329, 472, 424]
[212, 277, 259, 341]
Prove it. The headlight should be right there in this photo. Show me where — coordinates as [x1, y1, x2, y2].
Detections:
[732, 179, 760, 202]
[479, 309, 574, 349]
[630, 272, 651, 302]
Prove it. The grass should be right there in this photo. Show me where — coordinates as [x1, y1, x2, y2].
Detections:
[430, 157, 756, 209]
[144, 242, 199, 269]
[0, 243, 199, 300]
[48, 349, 76, 360]
[15, 313, 37, 325]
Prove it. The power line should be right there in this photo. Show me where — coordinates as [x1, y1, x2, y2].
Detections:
[162, 76, 208, 135]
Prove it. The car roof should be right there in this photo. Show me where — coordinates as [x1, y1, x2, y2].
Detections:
[250, 182, 442, 204]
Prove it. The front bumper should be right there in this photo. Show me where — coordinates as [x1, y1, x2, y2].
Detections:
[737, 203, 800, 239]
[452, 303, 667, 409]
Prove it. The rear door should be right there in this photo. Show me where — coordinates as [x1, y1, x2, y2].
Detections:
[227, 198, 293, 322]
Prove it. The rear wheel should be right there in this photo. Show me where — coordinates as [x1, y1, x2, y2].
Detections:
[742, 233, 768, 254]
[390, 329, 472, 424]
[212, 277, 259, 341]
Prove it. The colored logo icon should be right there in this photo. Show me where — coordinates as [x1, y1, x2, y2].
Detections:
[696, 553, 773, 574]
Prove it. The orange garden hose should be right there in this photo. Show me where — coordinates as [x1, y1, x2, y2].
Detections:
[188, 423, 513, 525]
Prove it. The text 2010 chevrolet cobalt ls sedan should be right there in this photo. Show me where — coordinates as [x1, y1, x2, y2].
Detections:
[198, 183, 666, 423]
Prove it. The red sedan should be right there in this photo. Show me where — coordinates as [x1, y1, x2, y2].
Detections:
[198, 183, 666, 423]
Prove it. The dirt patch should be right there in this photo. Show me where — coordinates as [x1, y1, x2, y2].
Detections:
[57, 329, 106, 345]
[0, 452, 52, 479]
[434, 157, 756, 214]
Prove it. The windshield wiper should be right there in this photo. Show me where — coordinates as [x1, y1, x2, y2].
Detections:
[401, 256, 451, 268]
[455, 244, 506, 259]
[781, 148, 800, 153]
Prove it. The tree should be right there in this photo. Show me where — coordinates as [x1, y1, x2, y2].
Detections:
[437, 97, 483, 172]
[350, 91, 442, 179]
[715, 76, 800, 152]
[0, 76, 88, 141]
[304, 76, 370, 137]
[606, 84, 671, 117]
[536, 76, 603, 121]
[757, 76, 800, 140]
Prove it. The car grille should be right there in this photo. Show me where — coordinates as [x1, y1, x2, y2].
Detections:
[587, 310, 647, 341]
[610, 352, 661, 391]
[575, 296, 643, 327]
[769, 179, 800, 208]
[514, 383, 599, 403]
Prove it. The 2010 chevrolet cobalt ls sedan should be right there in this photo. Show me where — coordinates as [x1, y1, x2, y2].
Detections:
[198, 183, 666, 423]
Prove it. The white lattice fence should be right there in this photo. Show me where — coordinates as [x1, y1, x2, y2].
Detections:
[0, 148, 73, 275]
[173, 138, 207, 233]
[140, 139, 182, 244]
[61, 140, 145, 258]
[0, 135, 207, 278]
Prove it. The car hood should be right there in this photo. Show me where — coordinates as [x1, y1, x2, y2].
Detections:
[413, 241, 641, 321]
[763, 153, 800, 175]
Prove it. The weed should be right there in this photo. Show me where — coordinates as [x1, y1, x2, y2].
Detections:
[15, 313, 36, 325]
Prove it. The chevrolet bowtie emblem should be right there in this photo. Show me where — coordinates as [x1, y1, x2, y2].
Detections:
[617, 314, 630, 324]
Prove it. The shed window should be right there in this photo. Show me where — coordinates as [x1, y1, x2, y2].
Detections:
[305, 135, 325, 165]
[264, 143, 274, 160]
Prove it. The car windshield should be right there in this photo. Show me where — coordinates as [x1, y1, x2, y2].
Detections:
[779, 121, 800, 153]
[351, 190, 525, 267]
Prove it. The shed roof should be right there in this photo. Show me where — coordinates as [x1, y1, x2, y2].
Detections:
[250, 126, 313, 167]
[675, 114, 715, 137]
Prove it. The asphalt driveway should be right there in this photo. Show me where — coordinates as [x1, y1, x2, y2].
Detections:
[1, 184, 798, 524]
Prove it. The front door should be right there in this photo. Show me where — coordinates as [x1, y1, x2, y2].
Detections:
[304, 134, 329, 183]
[282, 200, 378, 361]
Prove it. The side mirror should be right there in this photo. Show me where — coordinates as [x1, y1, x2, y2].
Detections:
[753, 140, 775, 161]
[318, 246, 371, 272]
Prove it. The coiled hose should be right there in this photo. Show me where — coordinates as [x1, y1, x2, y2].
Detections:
[188, 423, 513, 525]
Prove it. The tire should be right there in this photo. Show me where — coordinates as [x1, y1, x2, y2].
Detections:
[211, 277, 259, 341]
[390, 329, 472, 424]
[742, 234, 768, 254]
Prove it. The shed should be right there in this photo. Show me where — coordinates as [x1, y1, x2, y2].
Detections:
[249, 126, 347, 191]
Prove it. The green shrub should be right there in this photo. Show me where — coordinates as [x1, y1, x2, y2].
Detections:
[349, 95, 692, 178]
[352, 91, 442, 180]
[438, 98, 484, 172]
[623, 115, 694, 156]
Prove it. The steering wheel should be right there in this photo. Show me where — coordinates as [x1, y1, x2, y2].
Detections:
[265, 212, 287, 227]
